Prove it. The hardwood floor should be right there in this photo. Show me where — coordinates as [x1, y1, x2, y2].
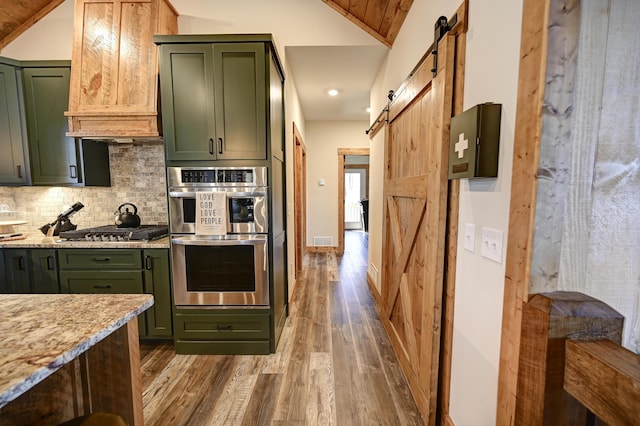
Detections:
[140, 231, 423, 425]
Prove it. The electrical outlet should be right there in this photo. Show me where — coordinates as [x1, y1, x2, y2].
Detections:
[464, 223, 475, 252]
[481, 227, 503, 263]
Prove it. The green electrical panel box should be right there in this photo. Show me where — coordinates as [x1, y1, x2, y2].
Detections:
[448, 103, 501, 179]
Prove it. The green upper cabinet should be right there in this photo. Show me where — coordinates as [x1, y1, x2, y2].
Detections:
[21, 65, 77, 185]
[0, 60, 28, 185]
[0, 58, 110, 187]
[158, 40, 267, 162]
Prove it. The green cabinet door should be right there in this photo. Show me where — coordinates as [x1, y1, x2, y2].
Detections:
[22, 65, 77, 185]
[213, 43, 266, 160]
[30, 249, 59, 293]
[159, 44, 216, 161]
[159, 42, 266, 161]
[143, 249, 173, 337]
[2, 249, 31, 293]
[0, 61, 28, 185]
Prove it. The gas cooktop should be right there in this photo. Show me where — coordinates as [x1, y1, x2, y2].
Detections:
[58, 225, 168, 242]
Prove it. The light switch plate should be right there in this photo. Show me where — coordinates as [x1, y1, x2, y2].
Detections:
[481, 227, 504, 263]
[464, 223, 475, 252]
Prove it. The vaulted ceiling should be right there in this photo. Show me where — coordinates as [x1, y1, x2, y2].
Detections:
[0, 0, 65, 50]
[322, 0, 413, 47]
[0, 0, 412, 50]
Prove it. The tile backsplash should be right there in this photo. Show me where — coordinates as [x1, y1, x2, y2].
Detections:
[0, 143, 168, 233]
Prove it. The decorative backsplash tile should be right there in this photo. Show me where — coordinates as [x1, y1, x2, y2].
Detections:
[0, 143, 168, 233]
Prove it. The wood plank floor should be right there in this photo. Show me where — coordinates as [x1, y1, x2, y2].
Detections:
[140, 231, 423, 425]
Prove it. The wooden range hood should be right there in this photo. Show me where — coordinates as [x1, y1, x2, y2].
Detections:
[65, 0, 178, 140]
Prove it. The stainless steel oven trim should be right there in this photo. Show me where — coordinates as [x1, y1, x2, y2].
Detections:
[167, 166, 268, 187]
[168, 187, 268, 234]
[171, 234, 269, 307]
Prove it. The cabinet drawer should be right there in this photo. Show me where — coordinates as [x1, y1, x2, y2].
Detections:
[58, 249, 142, 269]
[59, 271, 144, 294]
[175, 311, 270, 340]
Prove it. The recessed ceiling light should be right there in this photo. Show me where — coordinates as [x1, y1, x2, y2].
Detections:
[365, 107, 371, 113]
[327, 89, 339, 97]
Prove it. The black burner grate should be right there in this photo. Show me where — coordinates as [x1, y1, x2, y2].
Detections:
[59, 225, 168, 242]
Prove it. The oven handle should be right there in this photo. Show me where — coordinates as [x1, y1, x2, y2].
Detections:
[171, 236, 267, 246]
[168, 191, 197, 198]
[168, 191, 267, 197]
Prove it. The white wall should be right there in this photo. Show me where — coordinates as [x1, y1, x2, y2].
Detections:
[305, 121, 370, 246]
[368, 0, 523, 424]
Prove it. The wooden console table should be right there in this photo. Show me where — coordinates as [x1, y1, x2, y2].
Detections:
[0, 294, 153, 425]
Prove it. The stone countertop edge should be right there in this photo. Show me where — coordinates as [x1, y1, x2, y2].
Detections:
[0, 294, 154, 409]
[0, 233, 170, 249]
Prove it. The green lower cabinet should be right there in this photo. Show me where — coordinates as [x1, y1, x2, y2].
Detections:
[143, 249, 173, 338]
[29, 249, 59, 293]
[2, 249, 31, 293]
[57, 248, 173, 340]
[1, 248, 59, 293]
[174, 308, 271, 354]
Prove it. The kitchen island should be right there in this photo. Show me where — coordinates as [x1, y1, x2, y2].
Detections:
[0, 293, 153, 425]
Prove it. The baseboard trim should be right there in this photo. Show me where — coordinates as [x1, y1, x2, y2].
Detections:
[367, 271, 382, 304]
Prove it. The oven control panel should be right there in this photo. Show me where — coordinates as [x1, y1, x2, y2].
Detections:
[169, 166, 267, 187]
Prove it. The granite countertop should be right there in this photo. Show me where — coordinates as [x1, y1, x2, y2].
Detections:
[0, 233, 170, 249]
[0, 293, 154, 409]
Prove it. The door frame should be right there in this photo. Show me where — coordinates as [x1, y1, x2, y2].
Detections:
[293, 122, 307, 277]
[337, 148, 370, 256]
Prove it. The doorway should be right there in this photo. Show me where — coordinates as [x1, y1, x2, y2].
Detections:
[293, 123, 307, 278]
[337, 148, 369, 256]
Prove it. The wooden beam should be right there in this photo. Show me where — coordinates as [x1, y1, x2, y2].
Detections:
[0, 0, 66, 50]
[564, 339, 640, 425]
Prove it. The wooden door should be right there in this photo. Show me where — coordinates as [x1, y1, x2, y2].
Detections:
[381, 33, 455, 424]
[293, 123, 307, 275]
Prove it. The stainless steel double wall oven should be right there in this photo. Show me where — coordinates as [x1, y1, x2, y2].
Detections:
[168, 166, 269, 307]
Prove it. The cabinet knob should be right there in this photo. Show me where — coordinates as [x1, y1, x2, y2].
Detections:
[145, 255, 152, 270]
[70, 165, 77, 179]
[17, 165, 23, 179]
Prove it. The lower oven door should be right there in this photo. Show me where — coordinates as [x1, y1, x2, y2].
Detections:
[171, 234, 269, 307]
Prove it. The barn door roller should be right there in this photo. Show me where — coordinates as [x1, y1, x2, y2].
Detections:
[431, 14, 457, 76]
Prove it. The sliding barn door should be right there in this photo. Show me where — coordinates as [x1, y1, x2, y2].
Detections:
[381, 33, 455, 423]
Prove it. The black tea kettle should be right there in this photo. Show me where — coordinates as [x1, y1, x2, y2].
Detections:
[115, 203, 141, 228]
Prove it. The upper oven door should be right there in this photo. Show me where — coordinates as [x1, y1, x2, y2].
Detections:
[168, 187, 268, 234]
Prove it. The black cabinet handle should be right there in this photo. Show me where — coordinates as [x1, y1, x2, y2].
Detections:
[91, 257, 110, 262]
[145, 255, 152, 270]
[17, 165, 22, 179]
[70, 165, 77, 179]
[209, 138, 214, 155]
[218, 137, 223, 155]
[93, 284, 112, 289]
[215, 324, 233, 331]
[46, 255, 55, 270]
[18, 256, 26, 270]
